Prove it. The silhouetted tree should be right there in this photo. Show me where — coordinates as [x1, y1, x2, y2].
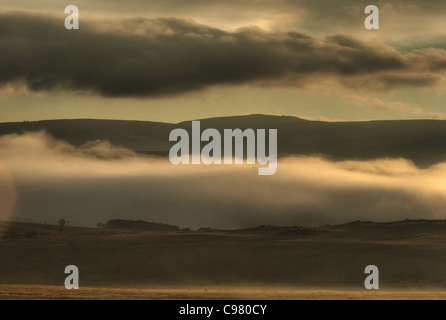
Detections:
[58, 219, 66, 233]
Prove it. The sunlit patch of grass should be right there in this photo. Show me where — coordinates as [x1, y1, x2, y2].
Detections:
[1, 285, 446, 300]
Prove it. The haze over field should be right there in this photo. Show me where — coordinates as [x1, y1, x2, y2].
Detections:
[1, 121, 446, 229]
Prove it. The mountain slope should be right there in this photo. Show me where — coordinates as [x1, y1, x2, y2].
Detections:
[1, 114, 446, 166]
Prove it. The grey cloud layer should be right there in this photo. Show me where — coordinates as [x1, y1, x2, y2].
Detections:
[1, 13, 446, 97]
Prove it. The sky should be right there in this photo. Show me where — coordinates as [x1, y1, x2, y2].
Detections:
[2, 1, 446, 228]
[1, 0, 446, 123]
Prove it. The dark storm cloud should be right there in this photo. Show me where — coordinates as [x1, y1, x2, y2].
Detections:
[1, 13, 446, 97]
[341, 73, 445, 92]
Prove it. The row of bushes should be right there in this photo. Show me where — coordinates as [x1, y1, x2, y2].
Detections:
[98, 219, 180, 232]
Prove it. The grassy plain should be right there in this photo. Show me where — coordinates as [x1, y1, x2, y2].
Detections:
[1, 220, 446, 299]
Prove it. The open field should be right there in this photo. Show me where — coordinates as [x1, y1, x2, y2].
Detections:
[2, 285, 446, 300]
[1, 220, 446, 299]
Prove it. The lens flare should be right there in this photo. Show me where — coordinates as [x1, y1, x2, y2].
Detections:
[0, 163, 17, 235]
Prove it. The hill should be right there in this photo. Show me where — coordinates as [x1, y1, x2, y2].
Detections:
[102, 219, 180, 232]
[1, 115, 446, 166]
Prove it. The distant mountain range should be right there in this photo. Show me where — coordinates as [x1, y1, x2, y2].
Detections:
[2, 114, 446, 166]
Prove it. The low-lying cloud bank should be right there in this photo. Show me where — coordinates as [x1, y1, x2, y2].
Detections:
[1, 131, 446, 229]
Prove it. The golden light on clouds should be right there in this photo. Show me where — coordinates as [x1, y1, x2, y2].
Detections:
[2, 132, 446, 228]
